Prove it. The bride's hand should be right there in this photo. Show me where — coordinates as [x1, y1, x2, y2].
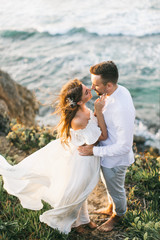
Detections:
[94, 111, 97, 117]
[94, 95, 105, 114]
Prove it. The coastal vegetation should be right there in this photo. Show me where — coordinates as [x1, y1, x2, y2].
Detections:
[7, 120, 56, 151]
[0, 121, 160, 240]
[122, 153, 160, 240]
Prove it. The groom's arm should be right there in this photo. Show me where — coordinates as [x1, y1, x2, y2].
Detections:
[79, 109, 135, 157]
[93, 109, 135, 157]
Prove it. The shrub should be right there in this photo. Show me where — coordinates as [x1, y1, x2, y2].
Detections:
[123, 153, 160, 240]
[7, 120, 57, 151]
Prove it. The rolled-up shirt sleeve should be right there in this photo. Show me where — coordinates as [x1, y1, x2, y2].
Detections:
[93, 109, 135, 157]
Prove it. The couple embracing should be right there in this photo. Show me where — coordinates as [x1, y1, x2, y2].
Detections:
[0, 61, 135, 234]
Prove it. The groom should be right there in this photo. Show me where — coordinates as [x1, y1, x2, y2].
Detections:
[78, 61, 135, 232]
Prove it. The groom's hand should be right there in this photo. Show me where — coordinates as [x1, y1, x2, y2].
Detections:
[78, 145, 94, 156]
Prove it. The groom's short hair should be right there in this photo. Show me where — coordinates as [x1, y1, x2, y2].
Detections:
[90, 61, 118, 85]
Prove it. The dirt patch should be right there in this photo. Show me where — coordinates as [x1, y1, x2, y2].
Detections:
[68, 181, 124, 240]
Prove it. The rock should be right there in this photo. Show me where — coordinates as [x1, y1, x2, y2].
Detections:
[0, 114, 10, 136]
[0, 113, 10, 136]
[133, 135, 146, 152]
[134, 135, 146, 144]
[0, 99, 9, 115]
[133, 135, 160, 155]
[0, 69, 39, 126]
[0, 136, 27, 162]
[0, 99, 10, 135]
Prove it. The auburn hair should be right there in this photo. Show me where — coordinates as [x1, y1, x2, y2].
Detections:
[54, 79, 82, 146]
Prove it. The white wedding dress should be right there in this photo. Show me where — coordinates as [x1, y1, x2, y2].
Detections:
[0, 111, 101, 234]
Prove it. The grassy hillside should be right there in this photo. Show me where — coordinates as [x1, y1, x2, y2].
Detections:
[0, 121, 160, 240]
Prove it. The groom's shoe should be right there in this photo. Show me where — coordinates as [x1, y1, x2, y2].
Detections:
[93, 203, 113, 216]
[97, 213, 121, 232]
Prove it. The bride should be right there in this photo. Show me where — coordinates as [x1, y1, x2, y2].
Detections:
[0, 79, 107, 234]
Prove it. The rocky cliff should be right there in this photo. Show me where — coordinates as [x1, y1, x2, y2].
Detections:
[0, 69, 39, 132]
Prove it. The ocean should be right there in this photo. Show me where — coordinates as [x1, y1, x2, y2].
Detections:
[0, 0, 159, 149]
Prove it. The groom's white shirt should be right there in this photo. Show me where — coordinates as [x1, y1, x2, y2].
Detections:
[93, 84, 135, 168]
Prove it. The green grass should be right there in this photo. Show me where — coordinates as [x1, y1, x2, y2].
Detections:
[0, 178, 86, 240]
[0, 179, 68, 240]
[122, 153, 160, 240]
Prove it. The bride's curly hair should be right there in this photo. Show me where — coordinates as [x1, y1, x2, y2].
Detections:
[54, 79, 83, 146]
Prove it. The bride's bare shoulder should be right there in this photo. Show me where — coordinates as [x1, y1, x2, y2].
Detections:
[71, 108, 90, 130]
[71, 117, 84, 130]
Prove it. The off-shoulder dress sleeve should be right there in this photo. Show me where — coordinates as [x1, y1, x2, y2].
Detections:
[70, 113, 101, 146]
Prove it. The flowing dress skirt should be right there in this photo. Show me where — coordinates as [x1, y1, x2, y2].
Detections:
[0, 139, 100, 233]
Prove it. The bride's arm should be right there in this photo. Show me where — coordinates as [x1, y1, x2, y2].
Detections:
[94, 96, 108, 141]
[78, 98, 107, 156]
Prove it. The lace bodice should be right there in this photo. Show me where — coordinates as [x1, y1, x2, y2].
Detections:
[70, 110, 101, 146]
